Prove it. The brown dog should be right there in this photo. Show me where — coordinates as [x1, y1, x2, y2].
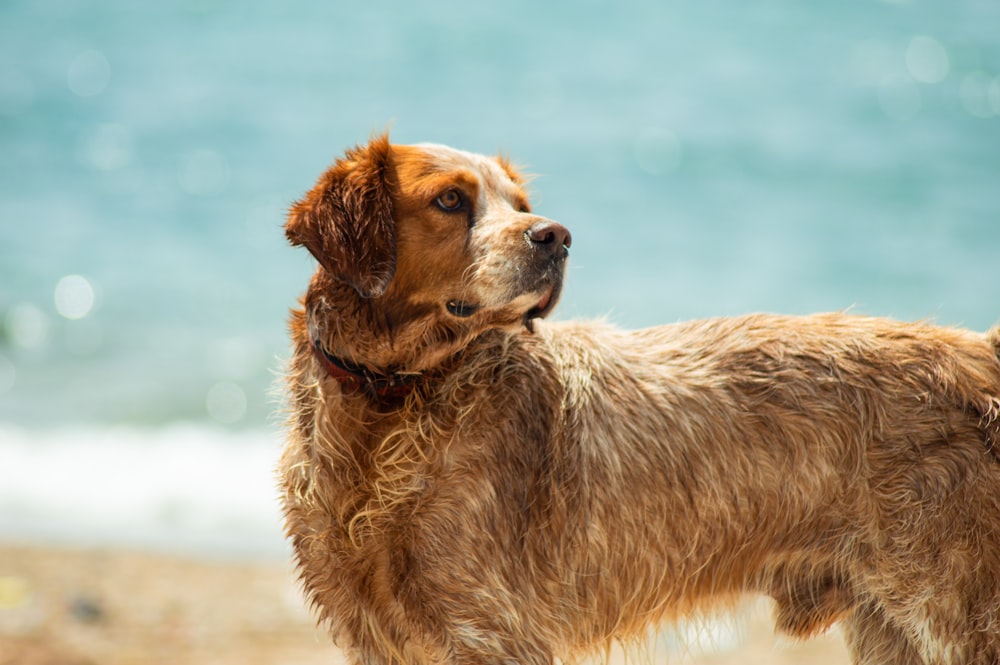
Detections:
[280, 135, 1000, 664]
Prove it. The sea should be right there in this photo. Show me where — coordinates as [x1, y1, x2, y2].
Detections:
[1, 0, 999, 565]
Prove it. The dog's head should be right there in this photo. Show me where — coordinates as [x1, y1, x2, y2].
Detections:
[287, 135, 570, 372]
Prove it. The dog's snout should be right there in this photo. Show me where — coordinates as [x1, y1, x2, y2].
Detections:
[526, 221, 572, 253]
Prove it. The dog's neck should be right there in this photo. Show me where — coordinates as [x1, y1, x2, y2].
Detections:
[303, 278, 516, 400]
[311, 337, 421, 399]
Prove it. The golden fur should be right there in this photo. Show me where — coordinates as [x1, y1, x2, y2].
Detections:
[280, 135, 1000, 664]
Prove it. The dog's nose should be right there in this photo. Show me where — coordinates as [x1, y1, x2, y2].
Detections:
[526, 220, 572, 252]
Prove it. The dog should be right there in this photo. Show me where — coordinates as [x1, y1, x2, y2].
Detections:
[279, 134, 1000, 664]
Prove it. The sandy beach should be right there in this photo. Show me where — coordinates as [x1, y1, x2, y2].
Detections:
[0, 544, 335, 665]
[0, 542, 850, 665]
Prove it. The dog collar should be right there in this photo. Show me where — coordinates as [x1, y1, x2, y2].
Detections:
[311, 338, 420, 399]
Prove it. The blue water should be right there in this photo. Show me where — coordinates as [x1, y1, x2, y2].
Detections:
[2, 0, 999, 430]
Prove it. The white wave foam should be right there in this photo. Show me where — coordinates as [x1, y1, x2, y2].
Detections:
[0, 423, 289, 559]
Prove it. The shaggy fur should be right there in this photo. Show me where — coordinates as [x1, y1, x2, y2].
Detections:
[280, 135, 1000, 665]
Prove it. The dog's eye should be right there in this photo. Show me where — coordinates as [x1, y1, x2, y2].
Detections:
[434, 190, 465, 212]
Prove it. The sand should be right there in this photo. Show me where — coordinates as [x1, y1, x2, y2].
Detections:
[0, 544, 334, 665]
[0, 543, 849, 665]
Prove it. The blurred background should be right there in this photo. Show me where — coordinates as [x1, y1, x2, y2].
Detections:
[0, 0, 998, 661]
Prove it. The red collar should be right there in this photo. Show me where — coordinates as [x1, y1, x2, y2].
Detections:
[311, 339, 420, 399]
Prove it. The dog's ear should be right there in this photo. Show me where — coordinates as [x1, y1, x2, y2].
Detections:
[286, 134, 397, 298]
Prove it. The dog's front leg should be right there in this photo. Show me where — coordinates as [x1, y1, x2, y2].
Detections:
[326, 550, 556, 665]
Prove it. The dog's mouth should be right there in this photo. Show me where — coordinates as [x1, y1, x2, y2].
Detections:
[523, 282, 561, 332]
[528, 285, 557, 318]
[444, 277, 563, 331]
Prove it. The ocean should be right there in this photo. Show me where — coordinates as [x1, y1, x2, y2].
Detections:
[1, 0, 999, 557]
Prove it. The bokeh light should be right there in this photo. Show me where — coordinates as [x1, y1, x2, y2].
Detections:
[66, 49, 110, 97]
[79, 123, 133, 171]
[905, 36, 949, 84]
[205, 381, 247, 424]
[5, 304, 50, 349]
[54, 275, 96, 320]
[960, 72, 997, 118]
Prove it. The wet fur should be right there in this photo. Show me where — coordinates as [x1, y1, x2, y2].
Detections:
[280, 136, 1000, 664]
